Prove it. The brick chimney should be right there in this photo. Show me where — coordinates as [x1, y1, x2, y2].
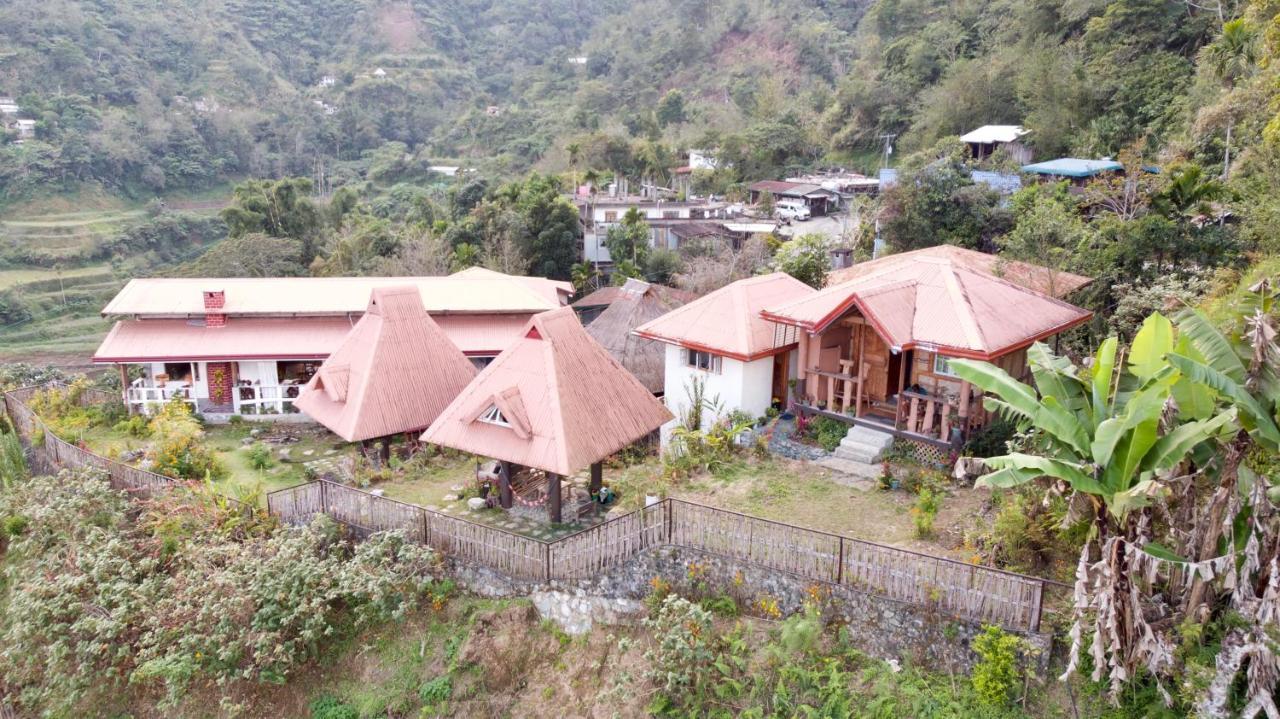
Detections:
[203, 290, 226, 328]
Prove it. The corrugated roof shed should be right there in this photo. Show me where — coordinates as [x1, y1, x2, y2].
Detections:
[633, 272, 815, 361]
[960, 125, 1029, 144]
[421, 307, 672, 476]
[1021, 158, 1123, 178]
[294, 286, 477, 442]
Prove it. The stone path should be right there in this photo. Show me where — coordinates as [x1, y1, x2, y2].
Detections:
[768, 417, 877, 491]
[304, 456, 352, 483]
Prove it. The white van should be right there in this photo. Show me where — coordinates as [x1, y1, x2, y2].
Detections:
[775, 199, 811, 222]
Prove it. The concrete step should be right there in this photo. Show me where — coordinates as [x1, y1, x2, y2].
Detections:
[844, 425, 895, 449]
[815, 456, 883, 484]
[834, 441, 886, 464]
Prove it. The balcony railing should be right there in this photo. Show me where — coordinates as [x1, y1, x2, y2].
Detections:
[125, 383, 197, 413]
[235, 384, 300, 415]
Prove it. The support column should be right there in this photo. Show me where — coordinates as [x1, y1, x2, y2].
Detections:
[589, 461, 603, 498]
[118, 364, 134, 415]
[379, 436, 392, 465]
[498, 461, 513, 509]
[547, 473, 562, 524]
[806, 332, 821, 403]
[796, 332, 810, 404]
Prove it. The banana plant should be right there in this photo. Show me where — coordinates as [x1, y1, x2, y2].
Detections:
[949, 312, 1236, 522]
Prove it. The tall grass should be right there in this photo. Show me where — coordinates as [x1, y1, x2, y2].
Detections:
[0, 429, 27, 489]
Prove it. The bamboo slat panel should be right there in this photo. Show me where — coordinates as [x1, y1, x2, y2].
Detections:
[318, 481, 426, 542]
[670, 501, 841, 583]
[267, 482, 326, 526]
[550, 501, 669, 579]
[427, 511, 547, 581]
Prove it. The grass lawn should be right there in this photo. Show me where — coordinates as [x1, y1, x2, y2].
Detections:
[0, 263, 112, 290]
[68, 411, 993, 557]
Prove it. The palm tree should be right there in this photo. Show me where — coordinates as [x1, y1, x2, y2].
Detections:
[566, 142, 581, 191]
[1201, 19, 1258, 177]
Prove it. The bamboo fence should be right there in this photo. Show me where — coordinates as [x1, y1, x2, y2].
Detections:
[7, 384, 1049, 632]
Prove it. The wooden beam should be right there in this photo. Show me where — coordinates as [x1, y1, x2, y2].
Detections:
[589, 461, 603, 497]
[547, 473, 562, 524]
[497, 462, 514, 509]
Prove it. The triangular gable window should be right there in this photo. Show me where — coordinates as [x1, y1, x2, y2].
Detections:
[477, 404, 511, 427]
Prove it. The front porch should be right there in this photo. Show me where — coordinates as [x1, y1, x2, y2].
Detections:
[120, 359, 319, 418]
[791, 313, 1021, 448]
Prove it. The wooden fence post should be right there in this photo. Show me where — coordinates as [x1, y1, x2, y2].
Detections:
[837, 536, 844, 584]
[1030, 581, 1044, 633]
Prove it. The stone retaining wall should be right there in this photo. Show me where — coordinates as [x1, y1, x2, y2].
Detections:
[446, 545, 1052, 673]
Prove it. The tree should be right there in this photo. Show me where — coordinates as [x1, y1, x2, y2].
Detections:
[773, 234, 832, 288]
[1201, 18, 1259, 176]
[656, 90, 687, 126]
[604, 207, 650, 266]
[221, 178, 324, 264]
[179, 233, 306, 278]
[951, 315, 1236, 706]
[999, 185, 1091, 297]
[880, 141, 1009, 253]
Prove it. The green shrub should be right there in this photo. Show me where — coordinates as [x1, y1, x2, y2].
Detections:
[418, 675, 452, 705]
[912, 487, 942, 538]
[2, 514, 29, 537]
[112, 415, 151, 438]
[0, 430, 26, 489]
[971, 625, 1022, 706]
[309, 694, 358, 719]
[146, 399, 225, 480]
[245, 443, 272, 471]
[962, 418, 1018, 458]
[809, 417, 848, 452]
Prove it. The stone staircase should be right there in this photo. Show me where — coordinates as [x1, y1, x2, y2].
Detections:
[815, 424, 895, 483]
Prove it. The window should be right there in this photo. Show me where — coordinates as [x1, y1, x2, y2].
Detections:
[686, 349, 722, 374]
[161, 362, 193, 383]
[478, 404, 510, 427]
[603, 210, 618, 222]
[277, 361, 319, 384]
[933, 354, 958, 377]
[662, 210, 679, 219]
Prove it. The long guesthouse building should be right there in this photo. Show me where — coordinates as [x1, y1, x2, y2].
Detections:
[93, 268, 571, 418]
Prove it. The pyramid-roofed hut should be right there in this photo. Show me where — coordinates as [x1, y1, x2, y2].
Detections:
[585, 278, 695, 393]
[421, 306, 672, 522]
[295, 286, 477, 444]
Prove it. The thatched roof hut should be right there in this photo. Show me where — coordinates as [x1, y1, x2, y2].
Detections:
[585, 279, 694, 393]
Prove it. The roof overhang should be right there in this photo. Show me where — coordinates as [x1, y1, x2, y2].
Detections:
[629, 330, 796, 363]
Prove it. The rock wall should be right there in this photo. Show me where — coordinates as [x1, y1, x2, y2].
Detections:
[444, 546, 1052, 673]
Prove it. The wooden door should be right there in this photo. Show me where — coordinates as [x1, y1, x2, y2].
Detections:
[862, 333, 891, 402]
[771, 352, 789, 406]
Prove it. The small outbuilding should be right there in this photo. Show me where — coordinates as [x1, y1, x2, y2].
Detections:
[295, 286, 477, 457]
[585, 278, 695, 394]
[960, 125, 1032, 164]
[422, 307, 672, 523]
[1021, 158, 1123, 186]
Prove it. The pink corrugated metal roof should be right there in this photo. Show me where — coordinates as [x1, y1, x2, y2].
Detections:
[100, 270, 568, 317]
[762, 253, 1093, 359]
[632, 273, 815, 361]
[92, 317, 356, 362]
[827, 245, 1091, 299]
[294, 287, 478, 442]
[421, 307, 673, 476]
[92, 311, 533, 362]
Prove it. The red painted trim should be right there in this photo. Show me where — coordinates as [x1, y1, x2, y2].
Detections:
[630, 330, 797, 363]
[94, 349, 503, 363]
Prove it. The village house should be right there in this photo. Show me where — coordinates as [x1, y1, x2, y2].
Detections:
[0, 97, 19, 115]
[747, 180, 840, 216]
[760, 245, 1092, 462]
[633, 272, 815, 443]
[785, 171, 880, 198]
[571, 281, 694, 326]
[575, 195, 745, 264]
[318, 75, 337, 88]
[14, 118, 35, 141]
[92, 268, 571, 418]
[960, 125, 1033, 164]
[1021, 157, 1124, 186]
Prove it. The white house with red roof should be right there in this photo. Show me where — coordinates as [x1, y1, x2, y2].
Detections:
[633, 272, 815, 440]
[93, 269, 571, 418]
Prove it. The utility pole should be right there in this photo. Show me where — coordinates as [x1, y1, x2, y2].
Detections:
[878, 134, 896, 170]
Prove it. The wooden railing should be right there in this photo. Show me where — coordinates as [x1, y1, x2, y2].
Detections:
[6, 383, 1051, 633]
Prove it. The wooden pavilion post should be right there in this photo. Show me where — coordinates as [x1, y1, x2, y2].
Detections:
[796, 331, 810, 404]
[547, 473, 562, 523]
[589, 461, 603, 498]
[498, 461, 513, 509]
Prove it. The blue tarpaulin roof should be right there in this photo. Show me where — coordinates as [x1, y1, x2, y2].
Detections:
[1021, 158, 1123, 178]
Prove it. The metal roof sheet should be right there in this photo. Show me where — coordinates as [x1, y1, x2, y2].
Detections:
[632, 273, 815, 360]
[960, 125, 1029, 144]
[1021, 158, 1123, 178]
[422, 307, 672, 476]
